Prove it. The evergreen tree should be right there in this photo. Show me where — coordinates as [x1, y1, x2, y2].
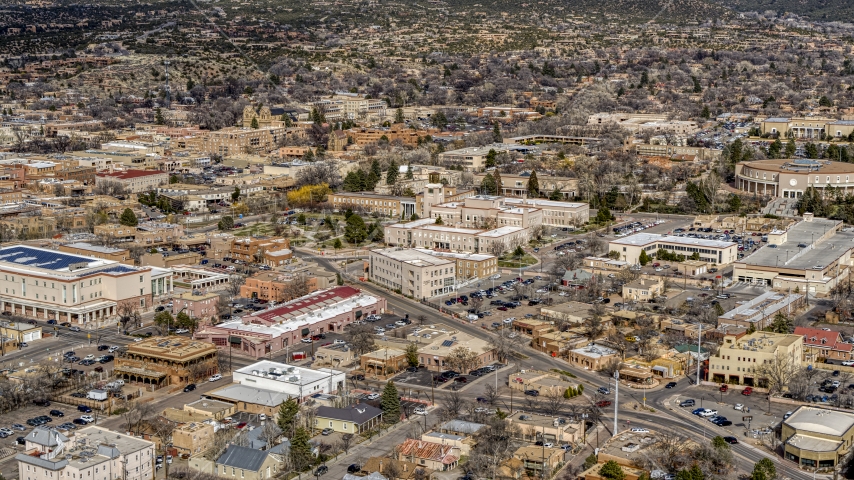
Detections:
[435, 215, 444, 225]
[276, 397, 300, 435]
[527, 171, 540, 197]
[386, 160, 399, 184]
[395, 108, 405, 123]
[768, 138, 783, 158]
[154, 108, 165, 125]
[785, 138, 796, 158]
[751, 458, 776, 480]
[729, 138, 743, 163]
[333, 238, 343, 251]
[380, 381, 402, 423]
[485, 149, 497, 168]
[492, 170, 503, 194]
[303, 148, 315, 162]
[405, 163, 413, 179]
[638, 250, 651, 266]
[805, 142, 819, 159]
[218, 216, 234, 230]
[480, 174, 497, 195]
[701, 105, 710, 119]
[344, 208, 354, 220]
[492, 122, 502, 143]
[549, 188, 562, 200]
[405, 343, 419, 367]
[289, 426, 313, 471]
[119, 208, 138, 227]
[232, 187, 241, 202]
[344, 215, 368, 244]
[297, 213, 307, 225]
[250, 117, 259, 129]
[599, 461, 625, 480]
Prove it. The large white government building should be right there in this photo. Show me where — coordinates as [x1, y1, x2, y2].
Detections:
[0, 245, 172, 326]
[609, 232, 738, 266]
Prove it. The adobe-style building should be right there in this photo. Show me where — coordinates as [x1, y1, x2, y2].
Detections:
[114, 336, 219, 387]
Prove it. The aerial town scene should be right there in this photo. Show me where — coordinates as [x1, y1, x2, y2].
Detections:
[1, 0, 854, 480]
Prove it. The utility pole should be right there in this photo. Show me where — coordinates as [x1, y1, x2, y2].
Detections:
[696, 323, 702, 385]
[613, 370, 619, 437]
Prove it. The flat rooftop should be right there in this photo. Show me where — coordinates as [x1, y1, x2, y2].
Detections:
[610, 232, 735, 249]
[126, 337, 218, 361]
[741, 218, 850, 271]
[718, 291, 802, 323]
[372, 248, 454, 267]
[785, 406, 854, 438]
[503, 198, 587, 209]
[414, 248, 495, 261]
[235, 360, 342, 386]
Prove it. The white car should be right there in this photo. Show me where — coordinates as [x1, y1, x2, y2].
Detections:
[108, 346, 119, 353]
[366, 393, 380, 400]
[175, 328, 189, 334]
[655, 267, 663, 272]
[630, 428, 649, 433]
[133, 338, 143, 342]
[375, 328, 385, 334]
[84, 354, 95, 360]
[508, 332, 518, 338]
[734, 404, 744, 411]
[559, 292, 568, 297]
[209, 374, 223, 382]
[491, 274, 501, 280]
[536, 288, 548, 293]
[474, 407, 488, 413]
[395, 320, 407, 326]
[301, 338, 313, 343]
[333, 339, 346, 345]
[698, 409, 718, 417]
[80, 415, 94, 423]
[414, 407, 428, 415]
[543, 442, 554, 448]
[843, 360, 854, 366]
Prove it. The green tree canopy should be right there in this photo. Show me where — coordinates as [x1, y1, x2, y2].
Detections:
[218, 216, 234, 231]
[480, 173, 498, 195]
[405, 343, 419, 367]
[751, 458, 776, 480]
[527, 171, 540, 197]
[638, 250, 651, 266]
[333, 238, 343, 250]
[232, 187, 241, 202]
[513, 246, 525, 258]
[276, 397, 300, 435]
[380, 381, 401, 423]
[492, 123, 502, 143]
[119, 208, 138, 227]
[289, 426, 313, 470]
[344, 214, 368, 244]
[387, 160, 399, 184]
[599, 461, 625, 480]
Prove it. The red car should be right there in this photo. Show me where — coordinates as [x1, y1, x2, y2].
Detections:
[720, 384, 728, 392]
[454, 377, 468, 383]
[596, 400, 612, 407]
[236, 422, 247, 429]
[742, 387, 753, 396]
[498, 306, 508, 311]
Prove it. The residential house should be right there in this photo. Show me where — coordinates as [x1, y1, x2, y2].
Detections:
[506, 411, 585, 444]
[567, 344, 620, 371]
[360, 457, 433, 480]
[396, 439, 460, 472]
[513, 446, 564, 477]
[314, 404, 383, 434]
[622, 278, 663, 302]
[794, 326, 854, 363]
[215, 445, 284, 480]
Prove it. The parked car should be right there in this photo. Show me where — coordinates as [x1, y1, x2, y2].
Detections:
[347, 465, 361, 474]
[77, 405, 92, 413]
[679, 399, 695, 407]
[742, 387, 753, 396]
[49, 410, 64, 417]
[598, 387, 611, 395]
[366, 393, 380, 400]
[723, 436, 739, 445]
[665, 382, 677, 389]
[596, 400, 612, 408]
[209, 374, 223, 382]
[524, 389, 539, 396]
[315, 466, 328, 476]
[719, 384, 728, 392]
[183, 384, 197, 392]
[321, 428, 334, 436]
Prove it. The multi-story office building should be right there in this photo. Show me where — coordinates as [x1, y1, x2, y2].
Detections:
[190, 126, 286, 156]
[413, 248, 498, 280]
[0, 245, 171, 325]
[609, 232, 738, 265]
[328, 192, 416, 218]
[383, 218, 528, 255]
[95, 169, 168, 193]
[16, 426, 155, 480]
[369, 247, 456, 298]
[707, 331, 803, 386]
